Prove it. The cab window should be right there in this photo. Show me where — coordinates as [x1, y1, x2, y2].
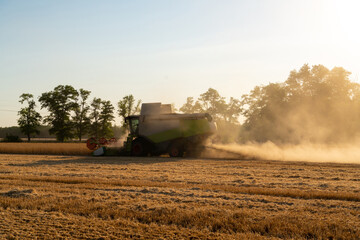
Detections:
[130, 118, 139, 134]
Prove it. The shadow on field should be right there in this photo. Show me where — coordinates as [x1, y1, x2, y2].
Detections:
[10, 156, 186, 167]
[10, 155, 360, 169]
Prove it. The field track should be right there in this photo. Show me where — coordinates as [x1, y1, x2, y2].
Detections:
[0, 154, 359, 239]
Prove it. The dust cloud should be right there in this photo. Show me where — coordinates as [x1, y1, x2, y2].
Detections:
[210, 142, 360, 164]
[107, 130, 129, 148]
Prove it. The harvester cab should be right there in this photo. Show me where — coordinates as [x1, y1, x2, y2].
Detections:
[123, 115, 140, 153]
[126, 116, 140, 136]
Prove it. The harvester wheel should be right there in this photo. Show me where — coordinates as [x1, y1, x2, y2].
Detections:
[99, 137, 108, 145]
[131, 138, 149, 156]
[86, 137, 99, 150]
[168, 143, 184, 157]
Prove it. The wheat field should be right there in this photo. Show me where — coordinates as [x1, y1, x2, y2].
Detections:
[0, 143, 91, 155]
[0, 154, 359, 239]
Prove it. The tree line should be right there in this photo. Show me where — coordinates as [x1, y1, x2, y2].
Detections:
[17, 64, 360, 144]
[177, 64, 360, 144]
[18, 85, 141, 142]
[241, 64, 360, 144]
[17, 85, 241, 143]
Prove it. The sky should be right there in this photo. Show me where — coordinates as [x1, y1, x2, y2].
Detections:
[1, 0, 360, 127]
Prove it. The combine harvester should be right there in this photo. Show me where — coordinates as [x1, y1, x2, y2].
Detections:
[86, 103, 217, 157]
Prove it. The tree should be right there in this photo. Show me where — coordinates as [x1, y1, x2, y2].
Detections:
[179, 97, 202, 113]
[73, 89, 91, 142]
[180, 88, 241, 123]
[89, 98, 102, 139]
[38, 85, 79, 142]
[17, 93, 42, 142]
[198, 88, 227, 120]
[180, 88, 242, 143]
[117, 95, 141, 128]
[241, 64, 360, 143]
[223, 97, 242, 124]
[99, 100, 115, 138]
[241, 83, 288, 143]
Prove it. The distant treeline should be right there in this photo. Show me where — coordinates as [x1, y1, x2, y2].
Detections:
[180, 64, 360, 144]
[240, 64, 360, 143]
[0, 126, 52, 139]
[0, 125, 123, 140]
[15, 84, 242, 143]
[16, 86, 137, 142]
[11, 64, 359, 144]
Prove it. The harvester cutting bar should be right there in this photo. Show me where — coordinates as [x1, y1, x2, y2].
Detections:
[86, 137, 117, 150]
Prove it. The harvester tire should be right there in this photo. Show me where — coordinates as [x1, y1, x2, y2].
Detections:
[131, 138, 149, 157]
[168, 143, 184, 157]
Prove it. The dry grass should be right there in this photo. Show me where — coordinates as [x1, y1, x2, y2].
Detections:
[0, 154, 359, 239]
[0, 142, 91, 155]
[1, 174, 359, 202]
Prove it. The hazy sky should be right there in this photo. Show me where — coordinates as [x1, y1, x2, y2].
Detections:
[1, 0, 359, 127]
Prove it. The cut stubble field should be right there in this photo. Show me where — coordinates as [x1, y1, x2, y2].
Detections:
[0, 151, 359, 239]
